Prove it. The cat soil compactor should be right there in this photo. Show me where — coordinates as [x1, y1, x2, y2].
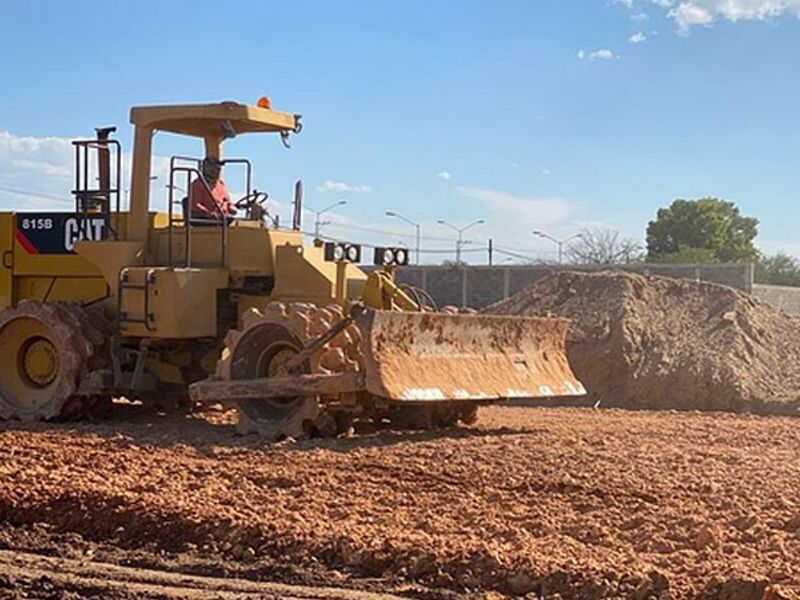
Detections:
[0, 99, 585, 439]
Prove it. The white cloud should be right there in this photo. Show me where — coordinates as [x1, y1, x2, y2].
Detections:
[541, 167, 552, 176]
[457, 187, 570, 226]
[0, 132, 73, 180]
[315, 179, 372, 193]
[628, 31, 648, 43]
[450, 187, 572, 256]
[437, 170, 452, 181]
[670, 3, 715, 32]
[0, 132, 77, 210]
[578, 48, 618, 61]
[619, 0, 800, 35]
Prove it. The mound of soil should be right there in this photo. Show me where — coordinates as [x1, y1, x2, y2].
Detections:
[485, 270, 800, 414]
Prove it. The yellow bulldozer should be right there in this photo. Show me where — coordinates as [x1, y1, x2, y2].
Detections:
[0, 99, 584, 438]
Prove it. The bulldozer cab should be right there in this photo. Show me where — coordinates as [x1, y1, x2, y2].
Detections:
[129, 102, 302, 231]
[132, 102, 303, 270]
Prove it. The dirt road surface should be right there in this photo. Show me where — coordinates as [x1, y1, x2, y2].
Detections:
[1, 404, 798, 599]
[0, 547, 411, 599]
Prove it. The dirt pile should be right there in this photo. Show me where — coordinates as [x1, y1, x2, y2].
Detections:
[485, 270, 800, 414]
[1, 406, 799, 599]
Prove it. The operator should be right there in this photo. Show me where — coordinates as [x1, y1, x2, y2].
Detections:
[189, 157, 236, 222]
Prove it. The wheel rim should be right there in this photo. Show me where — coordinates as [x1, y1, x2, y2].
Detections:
[256, 343, 299, 379]
[23, 337, 59, 387]
[0, 317, 61, 410]
[231, 324, 308, 413]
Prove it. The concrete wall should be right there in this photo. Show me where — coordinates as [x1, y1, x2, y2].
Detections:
[391, 263, 753, 309]
[752, 284, 800, 315]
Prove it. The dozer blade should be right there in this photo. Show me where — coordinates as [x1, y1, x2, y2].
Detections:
[354, 310, 585, 402]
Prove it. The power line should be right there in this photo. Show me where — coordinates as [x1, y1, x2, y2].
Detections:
[493, 248, 539, 262]
[0, 184, 68, 202]
[321, 220, 457, 243]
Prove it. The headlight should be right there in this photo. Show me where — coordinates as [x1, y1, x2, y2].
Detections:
[373, 246, 410, 266]
[323, 241, 362, 263]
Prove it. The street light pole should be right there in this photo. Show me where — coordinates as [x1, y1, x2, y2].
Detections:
[532, 230, 582, 265]
[438, 219, 485, 263]
[308, 200, 347, 238]
[385, 211, 421, 265]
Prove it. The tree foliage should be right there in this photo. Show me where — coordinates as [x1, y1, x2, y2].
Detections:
[754, 252, 800, 287]
[567, 227, 644, 265]
[646, 198, 758, 263]
[649, 247, 718, 264]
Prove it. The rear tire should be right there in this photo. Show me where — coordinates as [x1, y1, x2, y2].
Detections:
[0, 301, 110, 421]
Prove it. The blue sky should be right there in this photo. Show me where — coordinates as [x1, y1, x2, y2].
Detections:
[1, 0, 799, 263]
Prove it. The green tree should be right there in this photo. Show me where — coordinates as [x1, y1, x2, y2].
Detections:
[650, 247, 718, 264]
[646, 198, 758, 263]
[754, 252, 800, 287]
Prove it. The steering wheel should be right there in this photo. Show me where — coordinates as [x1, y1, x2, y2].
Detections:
[234, 190, 269, 210]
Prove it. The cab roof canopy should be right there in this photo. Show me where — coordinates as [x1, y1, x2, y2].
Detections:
[129, 101, 300, 138]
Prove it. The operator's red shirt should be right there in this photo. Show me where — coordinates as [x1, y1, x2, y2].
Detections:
[189, 178, 234, 218]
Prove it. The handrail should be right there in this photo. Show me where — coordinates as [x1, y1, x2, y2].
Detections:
[71, 138, 122, 239]
[167, 164, 228, 269]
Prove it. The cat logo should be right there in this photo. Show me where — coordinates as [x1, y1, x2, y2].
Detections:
[64, 217, 107, 252]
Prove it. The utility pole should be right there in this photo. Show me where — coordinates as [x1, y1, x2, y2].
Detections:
[488, 238, 494, 266]
[385, 211, 421, 265]
[532, 230, 582, 265]
[438, 219, 485, 264]
[308, 200, 347, 238]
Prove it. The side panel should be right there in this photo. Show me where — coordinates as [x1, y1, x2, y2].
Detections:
[0, 214, 13, 308]
[119, 267, 229, 338]
[14, 277, 107, 304]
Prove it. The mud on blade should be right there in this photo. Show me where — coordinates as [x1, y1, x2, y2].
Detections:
[355, 310, 585, 402]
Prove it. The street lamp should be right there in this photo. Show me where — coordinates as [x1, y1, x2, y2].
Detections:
[437, 219, 485, 263]
[532, 230, 582, 265]
[307, 200, 347, 238]
[385, 210, 421, 265]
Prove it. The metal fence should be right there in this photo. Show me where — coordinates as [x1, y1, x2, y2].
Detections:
[391, 263, 753, 309]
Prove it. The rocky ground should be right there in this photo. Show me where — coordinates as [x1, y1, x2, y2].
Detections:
[1, 404, 798, 599]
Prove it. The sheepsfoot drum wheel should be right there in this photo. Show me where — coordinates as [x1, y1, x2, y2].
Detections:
[217, 302, 362, 440]
[0, 301, 112, 421]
